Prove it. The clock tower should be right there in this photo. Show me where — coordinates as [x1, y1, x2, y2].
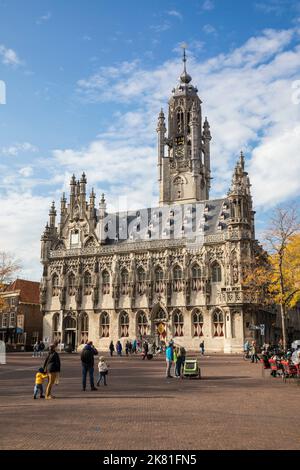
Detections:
[157, 47, 211, 206]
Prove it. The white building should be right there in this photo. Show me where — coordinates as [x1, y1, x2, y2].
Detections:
[41, 52, 276, 352]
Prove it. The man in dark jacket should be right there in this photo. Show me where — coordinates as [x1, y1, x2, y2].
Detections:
[43, 344, 61, 399]
[81, 341, 98, 391]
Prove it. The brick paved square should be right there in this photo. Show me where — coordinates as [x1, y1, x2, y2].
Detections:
[0, 352, 299, 450]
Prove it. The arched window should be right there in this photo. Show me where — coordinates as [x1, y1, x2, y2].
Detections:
[52, 313, 61, 343]
[155, 267, 164, 293]
[176, 108, 184, 134]
[192, 309, 204, 337]
[121, 269, 129, 295]
[137, 311, 148, 337]
[99, 312, 110, 338]
[137, 266, 146, 282]
[153, 308, 167, 322]
[173, 265, 183, 292]
[213, 310, 224, 337]
[120, 311, 129, 338]
[102, 270, 110, 294]
[192, 264, 201, 291]
[212, 262, 222, 283]
[84, 271, 92, 295]
[155, 267, 164, 281]
[52, 274, 59, 296]
[80, 313, 89, 343]
[174, 310, 184, 337]
[137, 267, 146, 295]
[68, 273, 76, 296]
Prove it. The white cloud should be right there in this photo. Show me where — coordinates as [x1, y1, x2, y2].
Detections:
[0, 192, 49, 280]
[1, 142, 38, 156]
[0, 44, 22, 67]
[250, 125, 300, 206]
[19, 166, 33, 177]
[36, 12, 52, 25]
[167, 10, 183, 20]
[150, 21, 171, 33]
[203, 24, 217, 35]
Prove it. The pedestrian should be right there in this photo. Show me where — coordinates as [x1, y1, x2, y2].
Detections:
[97, 356, 109, 386]
[165, 341, 174, 378]
[43, 343, 61, 400]
[132, 339, 137, 354]
[116, 341, 122, 356]
[80, 341, 98, 391]
[109, 341, 115, 357]
[128, 341, 133, 354]
[250, 341, 259, 363]
[32, 340, 40, 358]
[125, 340, 130, 356]
[33, 367, 48, 399]
[244, 340, 250, 358]
[199, 340, 205, 355]
[175, 346, 186, 378]
[142, 341, 149, 360]
[39, 341, 45, 357]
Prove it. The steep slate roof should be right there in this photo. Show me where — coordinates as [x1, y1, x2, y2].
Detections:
[5, 279, 40, 304]
[99, 198, 229, 245]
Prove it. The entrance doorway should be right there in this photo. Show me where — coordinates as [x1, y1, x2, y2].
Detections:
[63, 315, 77, 351]
[151, 304, 168, 345]
[64, 330, 76, 351]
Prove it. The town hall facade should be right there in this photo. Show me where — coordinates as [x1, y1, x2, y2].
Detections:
[41, 53, 272, 352]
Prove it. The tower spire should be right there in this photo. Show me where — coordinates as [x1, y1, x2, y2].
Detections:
[182, 43, 187, 73]
[180, 43, 192, 84]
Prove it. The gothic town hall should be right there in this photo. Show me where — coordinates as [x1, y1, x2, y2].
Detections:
[41, 53, 267, 353]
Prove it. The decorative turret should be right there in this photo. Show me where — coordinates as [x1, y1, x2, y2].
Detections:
[49, 201, 56, 228]
[227, 152, 254, 231]
[89, 188, 96, 223]
[99, 193, 106, 219]
[70, 174, 76, 212]
[157, 108, 166, 183]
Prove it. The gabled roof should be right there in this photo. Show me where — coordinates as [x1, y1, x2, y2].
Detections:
[4, 279, 40, 304]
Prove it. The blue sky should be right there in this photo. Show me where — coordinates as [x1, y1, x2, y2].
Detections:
[0, 0, 300, 280]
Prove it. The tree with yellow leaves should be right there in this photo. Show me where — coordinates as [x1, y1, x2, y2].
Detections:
[243, 207, 300, 351]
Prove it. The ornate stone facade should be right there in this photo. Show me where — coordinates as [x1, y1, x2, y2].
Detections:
[41, 52, 272, 352]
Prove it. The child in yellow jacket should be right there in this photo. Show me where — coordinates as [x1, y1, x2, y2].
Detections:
[33, 367, 48, 399]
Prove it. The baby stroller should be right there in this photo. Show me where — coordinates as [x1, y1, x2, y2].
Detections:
[182, 358, 201, 379]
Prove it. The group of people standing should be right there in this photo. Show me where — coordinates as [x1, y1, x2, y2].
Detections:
[165, 341, 186, 378]
[109, 339, 143, 356]
[32, 340, 45, 358]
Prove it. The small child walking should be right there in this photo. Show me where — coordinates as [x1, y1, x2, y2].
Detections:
[33, 367, 48, 399]
[97, 356, 109, 386]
